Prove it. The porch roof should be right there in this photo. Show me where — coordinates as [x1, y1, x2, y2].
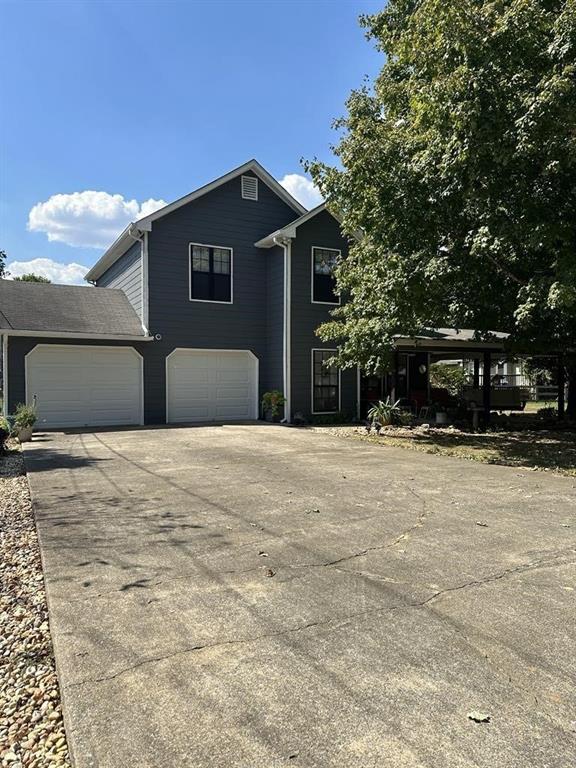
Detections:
[394, 328, 508, 352]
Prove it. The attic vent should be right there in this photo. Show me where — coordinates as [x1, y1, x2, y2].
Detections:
[241, 175, 258, 201]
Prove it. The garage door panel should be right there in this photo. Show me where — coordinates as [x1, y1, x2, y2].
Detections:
[167, 350, 257, 423]
[27, 346, 142, 429]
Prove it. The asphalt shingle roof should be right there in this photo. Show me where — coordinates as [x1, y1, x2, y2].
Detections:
[0, 280, 145, 336]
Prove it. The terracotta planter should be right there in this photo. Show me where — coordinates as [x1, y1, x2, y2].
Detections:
[17, 426, 34, 443]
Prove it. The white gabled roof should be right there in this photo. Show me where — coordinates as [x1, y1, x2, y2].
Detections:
[254, 203, 328, 248]
[86, 160, 307, 282]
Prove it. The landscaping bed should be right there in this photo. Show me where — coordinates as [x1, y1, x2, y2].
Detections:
[0, 444, 70, 768]
[323, 423, 576, 476]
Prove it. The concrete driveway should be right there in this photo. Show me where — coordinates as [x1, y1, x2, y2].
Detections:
[24, 424, 575, 768]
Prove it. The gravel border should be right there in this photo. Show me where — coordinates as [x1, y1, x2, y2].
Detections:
[0, 446, 71, 768]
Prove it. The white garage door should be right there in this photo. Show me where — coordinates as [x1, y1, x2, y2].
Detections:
[26, 345, 143, 428]
[166, 349, 258, 423]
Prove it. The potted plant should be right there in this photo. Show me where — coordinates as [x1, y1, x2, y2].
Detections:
[261, 391, 286, 422]
[0, 416, 10, 455]
[13, 403, 37, 442]
[367, 397, 403, 430]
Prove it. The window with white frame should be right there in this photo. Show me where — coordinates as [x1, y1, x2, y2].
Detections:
[312, 247, 340, 304]
[312, 349, 339, 413]
[189, 244, 232, 302]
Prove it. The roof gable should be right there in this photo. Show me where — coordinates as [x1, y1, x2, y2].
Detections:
[255, 203, 354, 248]
[86, 160, 307, 281]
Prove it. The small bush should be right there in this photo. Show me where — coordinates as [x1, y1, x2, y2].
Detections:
[367, 398, 403, 427]
[0, 416, 9, 453]
[429, 363, 467, 395]
[14, 403, 37, 429]
[537, 406, 558, 418]
[261, 390, 286, 418]
[311, 410, 354, 425]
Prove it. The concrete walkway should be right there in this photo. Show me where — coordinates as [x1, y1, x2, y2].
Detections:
[24, 424, 576, 768]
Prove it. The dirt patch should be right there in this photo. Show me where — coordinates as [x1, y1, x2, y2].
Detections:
[0, 447, 71, 767]
[321, 424, 576, 476]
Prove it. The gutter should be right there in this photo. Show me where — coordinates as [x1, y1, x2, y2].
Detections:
[3, 330, 153, 341]
[274, 235, 292, 424]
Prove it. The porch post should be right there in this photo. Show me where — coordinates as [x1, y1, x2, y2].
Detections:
[473, 358, 480, 389]
[558, 356, 566, 420]
[482, 351, 491, 427]
[392, 350, 399, 401]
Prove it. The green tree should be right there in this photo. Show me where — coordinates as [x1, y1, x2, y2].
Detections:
[12, 273, 51, 283]
[307, 0, 576, 416]
[0, 250, 7, 278]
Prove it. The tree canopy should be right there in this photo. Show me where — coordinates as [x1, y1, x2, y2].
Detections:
[12, 273, 51, 283]
[307, 0, 576, 383]
[0, 250, 7, 278]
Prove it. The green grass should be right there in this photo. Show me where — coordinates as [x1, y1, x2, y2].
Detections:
[524, 400, 557, 413]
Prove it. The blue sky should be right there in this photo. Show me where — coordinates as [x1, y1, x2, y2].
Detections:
[1, 0, 382, 283]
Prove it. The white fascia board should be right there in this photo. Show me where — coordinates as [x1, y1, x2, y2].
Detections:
[394, 337, 505, 350]
[85, 223, 148, 282]
[4, 329, 153, 341]
[86, 160, 306, 281]
[255, 203, 328, 248]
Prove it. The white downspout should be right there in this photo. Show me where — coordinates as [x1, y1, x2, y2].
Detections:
[275, 236, 292, 423]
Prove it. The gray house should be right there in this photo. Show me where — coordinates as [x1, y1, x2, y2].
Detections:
[1, 160, 357, 428]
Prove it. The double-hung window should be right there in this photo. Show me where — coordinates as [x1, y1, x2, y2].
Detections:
[189, 243, 232, 303]
[312, 247, 340, 304]
[312, 349, 339, 413]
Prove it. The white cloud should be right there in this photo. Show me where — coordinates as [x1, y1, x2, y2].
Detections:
[28, 191, 167, 249]
[7, 258, 89, 285]
[279, 173, 323, 210]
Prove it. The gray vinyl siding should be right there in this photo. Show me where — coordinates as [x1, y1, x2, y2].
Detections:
[143, 171, 299, 423]
[265, 245, 285, 395]
[96, 241, 143, 319]
[7, 337, 150, 415]
[289, 210, 357, 419]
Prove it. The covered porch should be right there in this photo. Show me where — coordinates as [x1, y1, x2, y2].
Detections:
[359, 329, 567, 427]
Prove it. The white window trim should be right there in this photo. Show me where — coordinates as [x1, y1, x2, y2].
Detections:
[311, 348, 341, 415]
[241, 175, 258, 201]
[189, 242, 234, 304]
[311, 246, 341, 306]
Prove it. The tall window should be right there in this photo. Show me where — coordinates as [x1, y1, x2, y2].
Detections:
[190, 244, 232, 303]
[312, 349, 339, 413]
[312, 247, 340, 304]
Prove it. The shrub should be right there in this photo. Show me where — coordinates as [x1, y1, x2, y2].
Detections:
[537, 406, 558, 418]
[310, 410, 354, 425]
[0, 416, 9, 453]
[14, 403, 37, 429]
[367, 397, 403, 427]
[429, 363, 467, 395]
[261, 391, 286, 418]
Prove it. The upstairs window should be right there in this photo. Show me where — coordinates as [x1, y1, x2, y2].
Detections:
[312, 247, 340, 304]
[312, 349, 339, 413]
[189, 243, 232, 303]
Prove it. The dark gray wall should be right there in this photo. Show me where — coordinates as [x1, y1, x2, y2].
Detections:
[96, 241, 142, 319]
[289, 210, 357, 418]
[143, 171, 299, 422]
[265, 245, 285, 395]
